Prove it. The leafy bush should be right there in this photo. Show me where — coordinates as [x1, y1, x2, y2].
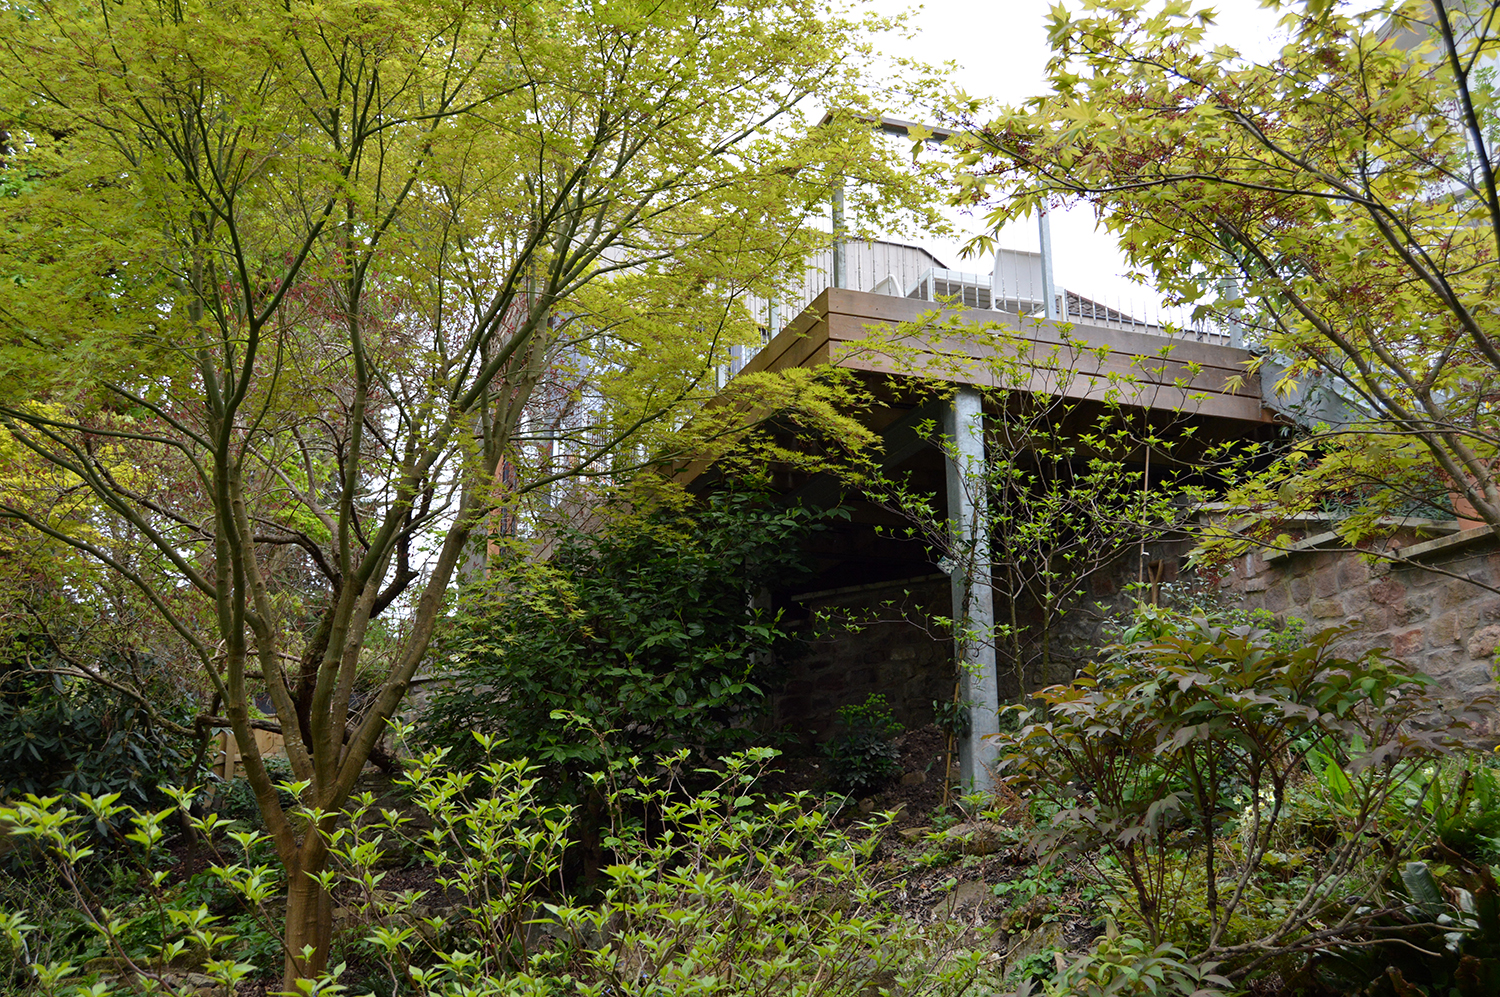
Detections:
[418, 492, 832, 802]
[997, 609, 1480, 983]
[0, 736, 997, 997]
[1042, 933, 1231, 997]
[0, 634, 193, 808]
[1305, 860, 1500, 997]
[0, 865, 105, 993]
[822, 693, 904, 795]
[1416, 761, 1500, 864]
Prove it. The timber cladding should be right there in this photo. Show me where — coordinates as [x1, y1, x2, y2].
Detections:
[741, 288, 1273, 425]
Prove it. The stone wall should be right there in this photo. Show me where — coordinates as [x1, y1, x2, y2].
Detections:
[1223, 527, 1500, 737]
[772, 575, 953, 742]
[770, 539, 1195, 740]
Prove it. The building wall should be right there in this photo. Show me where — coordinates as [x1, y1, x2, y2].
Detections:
[1222, 532, 1500, 739]
[769, 539, 1194, 740]
[772, 576, 953, 742]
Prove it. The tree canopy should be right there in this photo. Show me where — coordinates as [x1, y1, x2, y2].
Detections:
[952, 0, 1500, 555]
[0, 0, 936, 982]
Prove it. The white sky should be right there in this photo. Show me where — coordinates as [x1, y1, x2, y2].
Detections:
[864, 0, 1288, 321]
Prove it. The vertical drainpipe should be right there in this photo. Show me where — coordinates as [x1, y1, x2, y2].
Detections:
[832, 179, 846, 290]
[943, 387, 1001, 792]
[1039, 206, 1060, 320]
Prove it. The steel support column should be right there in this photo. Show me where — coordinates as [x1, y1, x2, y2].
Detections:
[942, 387, 1000, 791]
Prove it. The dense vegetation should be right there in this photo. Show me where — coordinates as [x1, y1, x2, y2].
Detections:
[0, 0, 932, 980]
[417, 493, 830, 799]
[4, 599, 1498, 997]
[6, 1, 1500, 996]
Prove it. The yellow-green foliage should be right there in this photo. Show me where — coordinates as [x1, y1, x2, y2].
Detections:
[0, 1, 945, 984]
[953, 0, 1500, 554]
[0, 743, 999, 996]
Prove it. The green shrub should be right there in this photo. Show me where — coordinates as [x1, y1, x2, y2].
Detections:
[418, 492, 832, 803]
[0, 634, 193, 809]
[1415, 760, 1500, 863]
[1305, 860, 1500, 997]
[997, 610, 1478, 984]
[1044, 934, 1232, 997]
[0, 736, 997, 997]
[822, 693, 904, 795]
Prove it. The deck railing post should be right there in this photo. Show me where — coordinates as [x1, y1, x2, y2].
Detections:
[1039, 207, 1060, 321]
[832, 180, 846, 289]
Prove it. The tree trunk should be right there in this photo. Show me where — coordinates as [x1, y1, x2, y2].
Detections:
[283, 853, 333, 990]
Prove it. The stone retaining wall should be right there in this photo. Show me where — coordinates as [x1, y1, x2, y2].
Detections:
[1222, 528, 1500, 736]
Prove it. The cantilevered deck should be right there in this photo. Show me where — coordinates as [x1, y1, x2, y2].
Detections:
[692, 287, 1284, 793]
[739, 287, 1276, 425]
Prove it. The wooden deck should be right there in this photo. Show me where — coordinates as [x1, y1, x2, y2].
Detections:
[738, 288, 1276, 425]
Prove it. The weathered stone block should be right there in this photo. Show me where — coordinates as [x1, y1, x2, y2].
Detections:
[1336, 557, 1370, 590]
[1370, 579, 1406, 606]
[1290, 576, 1314, 604]
[1394, 601, 1426, 626]
[1315, 564, 1339, 598]
[1468, 625, 1500, 659]
[1360, 606, 1391, 631]
[1311, 599, 1345, 620]
[1442, 580, 1480, 610]
[1342, 588, 1372, 615]
[1428, 612, 1465, 647]
[1421, 647, 1464, 672]
[1448, 662, 1497, 699]
[1262, 583, 1289, 613]
[1391, 628, 1426, 658]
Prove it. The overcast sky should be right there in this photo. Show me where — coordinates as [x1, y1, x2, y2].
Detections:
[865, 0, 1287, 321]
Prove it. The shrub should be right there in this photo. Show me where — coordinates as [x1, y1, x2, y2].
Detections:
[418, 492, 832, 803]
[997, 609, 1482, 983]
[822, 693, 904, 795]
[0, 634, 193, 809]
[1044, 933, 1232, 997]
[0, 736, 997, 997]
[1305, 860, 1500, 997]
